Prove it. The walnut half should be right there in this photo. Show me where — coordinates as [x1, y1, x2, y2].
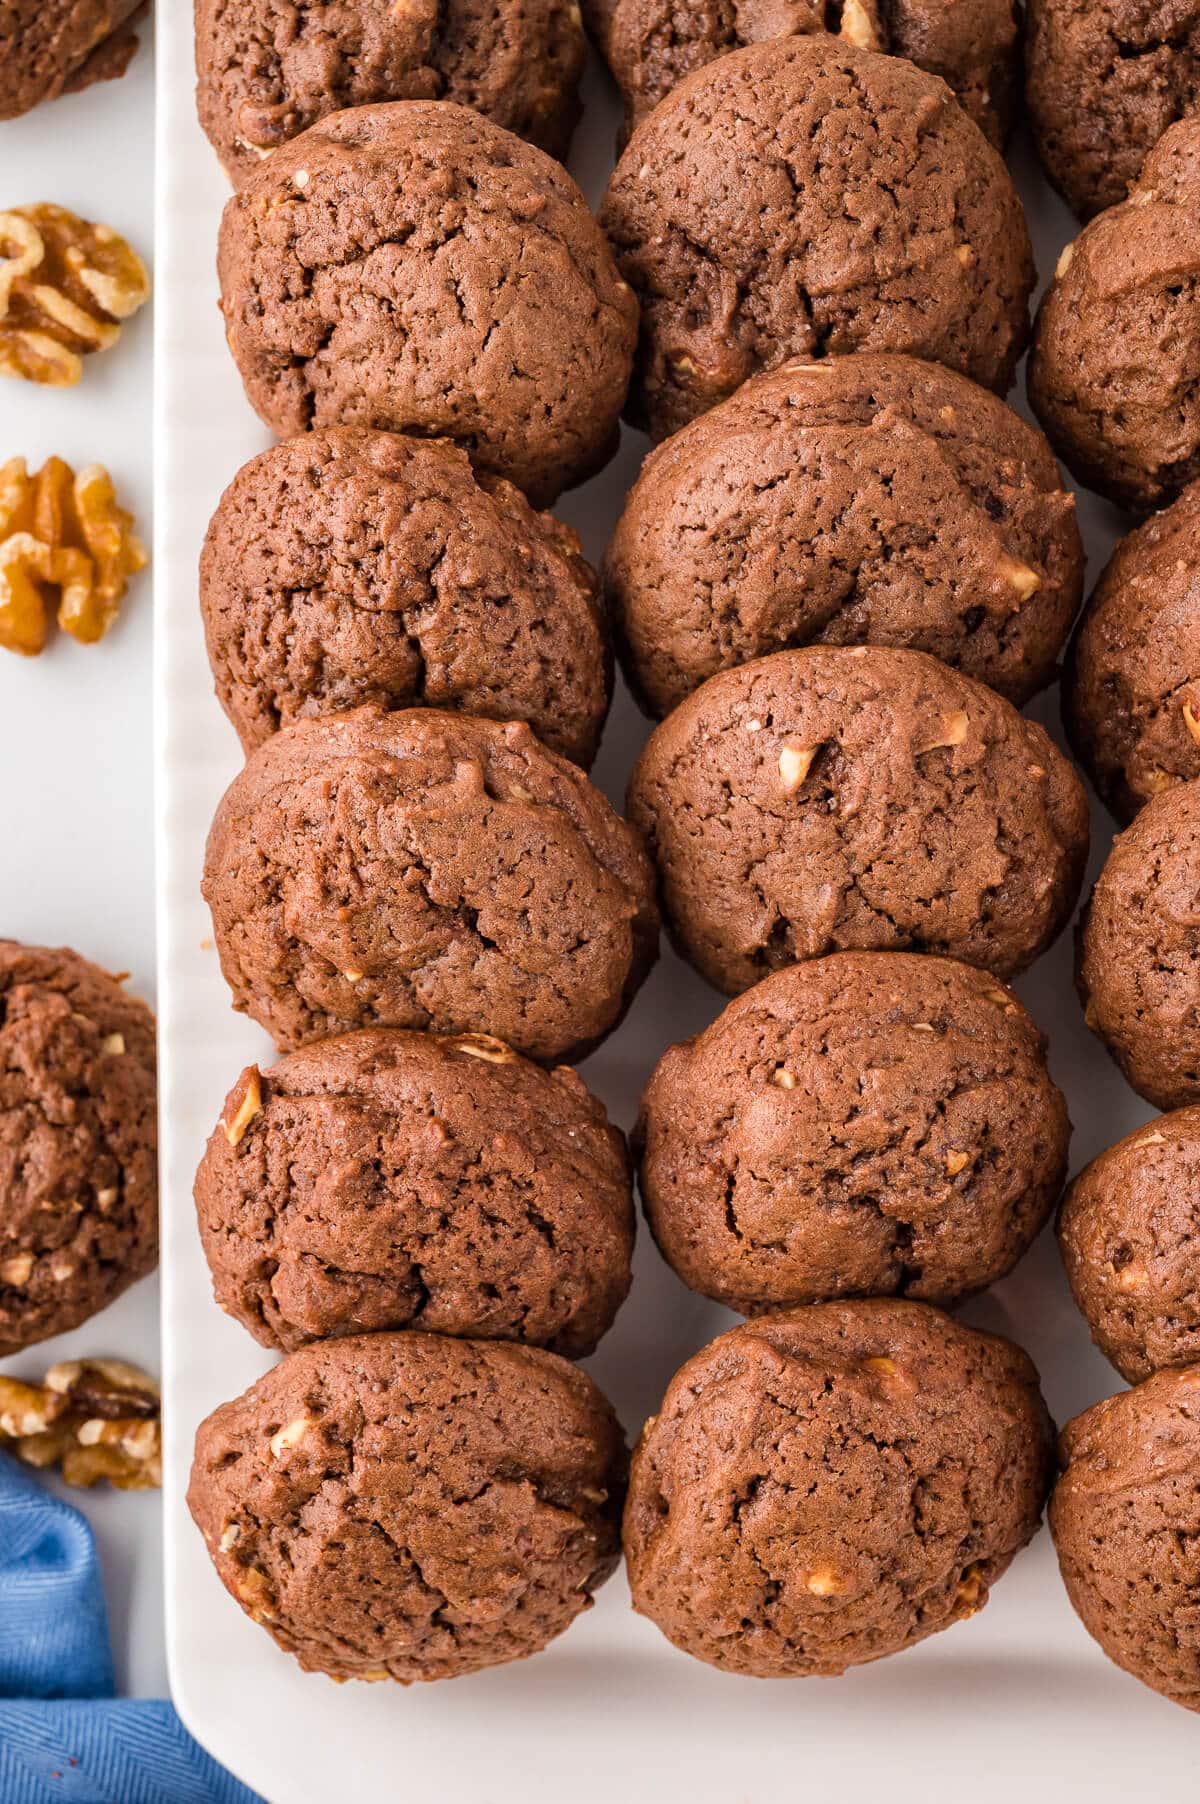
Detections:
[0, 456, 146, 654]
[0, 204, 149, 387]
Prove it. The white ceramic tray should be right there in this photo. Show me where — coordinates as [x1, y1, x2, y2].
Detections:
[156, 8, 1198, 1797]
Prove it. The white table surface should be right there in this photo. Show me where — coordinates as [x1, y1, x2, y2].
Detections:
[0, 19, 165, 1699]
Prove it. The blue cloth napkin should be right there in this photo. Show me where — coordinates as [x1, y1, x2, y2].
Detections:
[0, 1453, 262, 1804]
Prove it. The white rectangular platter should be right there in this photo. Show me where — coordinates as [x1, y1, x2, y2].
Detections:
[157, 6, 1199, 1797]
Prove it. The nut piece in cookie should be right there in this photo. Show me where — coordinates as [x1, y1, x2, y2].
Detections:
[624, 1300, 1053, 1676]
[188, 1332, 627, 1682]
[217, 102, 637, 508]
[194, 1028, 633, 1356]
[1064, 481, 1200, 821]
[200, 429, 610, 765]
[638, 952, 1069, 1311]
[1029, 118, 1200, 513]
[1060, 1108, 1200, 1383]
[599, 37, 1034, 441]
[196, 0, 586, 181]
[1078, 780, 1200, 1110]
[202, 707, 659, 1063]
[606, 354, 1082, 715]
[1051, 1367, 1200, 1711]
[626, 645, 1088, 990]
[0, 941, 157, 1356]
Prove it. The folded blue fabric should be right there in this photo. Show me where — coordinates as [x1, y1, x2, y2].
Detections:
[0, 1453, 262, 1804]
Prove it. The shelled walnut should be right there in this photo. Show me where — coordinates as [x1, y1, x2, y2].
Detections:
[0, 1358, 160, 1490]
[0, 204, 150, 386]
[0, 456, 147, 654]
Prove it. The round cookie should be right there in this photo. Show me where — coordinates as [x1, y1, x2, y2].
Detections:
[638, 953, 1069, 1312]
[195, 1028, 633, 1356]
[1051, 1366, 1200, 1712]
[607, 355, 1083, 716]
[202, 706, 659, 1063]
[1029, 118, 1200, 514]
[1060, 1108, 1200, 1384]
[1064, 481, 1200, 822]
[217, 102, 637, 508]
[1026, 0, 1200, 221]
[200, 429, 610, 766]
[627, 646, 1089, 991]
[586, 0, 1020, 148]
[196, 0, 585, 182]
[624, 1300, 1054, 1677]
[0, 941, 157, 1357]
[188, 1332, 626, 1683]
[599, 37, 1034, 442]
[1078, 780, 1200, 1110]
[0, 0, 143, 120]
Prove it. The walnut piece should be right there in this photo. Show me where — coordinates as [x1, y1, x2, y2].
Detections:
[221, 1066, 263, 1146]
[0, 204, 149, 387]
[0, 457, 147, 655]
[0, 1358, 160, 1490]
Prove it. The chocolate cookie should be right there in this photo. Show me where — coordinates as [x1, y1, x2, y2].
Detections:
[599, 37, 1034, 442]
[217, 102, 637, 508]
[1078, 781, 1200, 1110]
[195, 1029, 633, 1356]
[1060, 1109, 1200, 1384]
[200, 429, 610, 766]
[1029, 118, 1200, 514]
[638, 953, 1069, 1312]
[203, 707, 659, 1062]
[1064, 481, 1200, 822]
[0, 941, 157, 1357]
[624, 1300, 1054, 1677]
[627, 646, 1089, 991]
[1051, 1366, 1200, 1712]
[1026, 0, 1200, 220]
[196, 0, 585, 182]
[607, 355, 1083, 717]
[189, 1332, 626, 1683]
[586, 0, 1020, 147]
[0, 0, 143, 119]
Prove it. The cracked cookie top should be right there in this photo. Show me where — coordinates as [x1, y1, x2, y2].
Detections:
[624, 1299, 1054, 1676]
[599, 35, 1034, 441]
[0, 940, 157, 1356]
[217, 100, 638, 507]
[200, 428, 611, 766]
[194, 1027, 634, 1357]
[606, 354, 1083, 716]
[195, 0, 586, 182]
[202, 705, 660, 1063]
[626, 644, 1089, 991]
[637, 952, 1069, 1312]
[188, 1331, 627, 1682]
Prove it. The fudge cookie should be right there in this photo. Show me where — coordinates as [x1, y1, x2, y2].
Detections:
[1026, 0, 1200, 220]
[638, 953, 1069, 1313]
[625, 1300, 1054, 1677]
[1078, 781, 1200, 1110]
[0, 941, 156, 1357]
[218, 103, 637, 508]
[1051, 1366, 1200, 1711]
[189, 1332, 626, 1683]
[203, 707, 659, 1062]
[607, 355, 1083, 716]
[1029, 118, 1200, 514]
[627, 646, 1089, 991]
[599, 37, 1034, 442]
[0, 0, 143, 120]
[196, 0, 585, 183]
[1064, 482, 1200, 821]
[1060, 1109, 1200, 1384]
[586, 0, 1020, 148]
[200, 429, 610, 766]
[195, 1029, 633, 1356]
